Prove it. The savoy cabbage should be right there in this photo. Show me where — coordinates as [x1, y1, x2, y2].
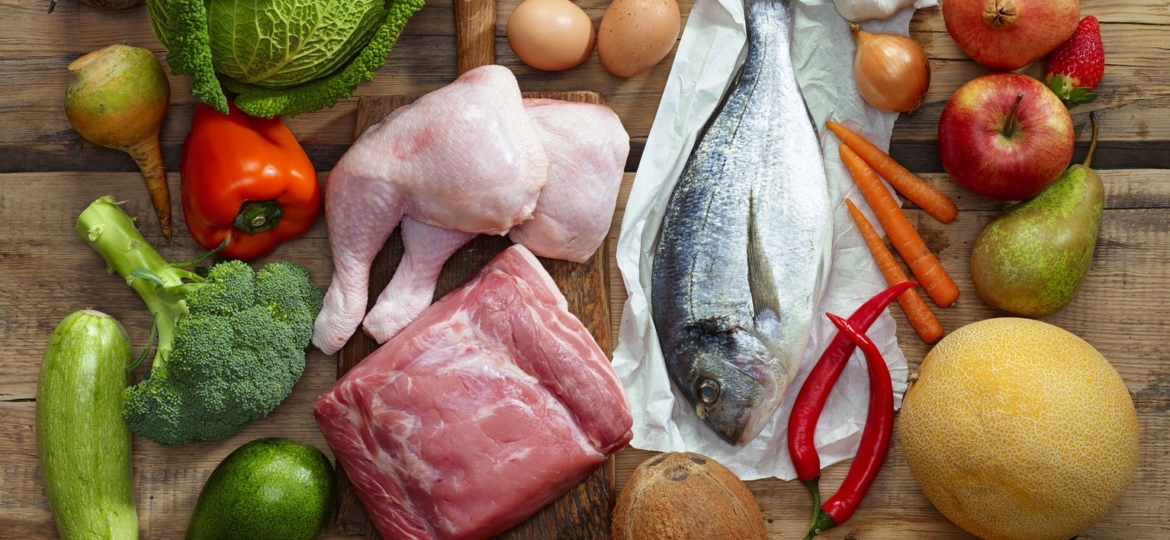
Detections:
[147, 0, 423, 118]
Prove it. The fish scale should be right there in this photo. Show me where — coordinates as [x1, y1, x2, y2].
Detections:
[651, 0, 833, 446]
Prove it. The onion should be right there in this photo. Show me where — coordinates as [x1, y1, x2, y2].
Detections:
[851, 23, 931, 113]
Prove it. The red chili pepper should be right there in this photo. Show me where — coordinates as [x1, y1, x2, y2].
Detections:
[787, 281, 913, 526]
[803, 313, 895, 539]
[180, 102, 321, 261]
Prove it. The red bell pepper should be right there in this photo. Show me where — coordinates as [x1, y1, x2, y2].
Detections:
[180, 103, 320, 260]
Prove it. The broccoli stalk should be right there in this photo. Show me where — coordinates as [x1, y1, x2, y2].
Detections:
[76, 196, 323, 446]
[77, 196, 199, 371]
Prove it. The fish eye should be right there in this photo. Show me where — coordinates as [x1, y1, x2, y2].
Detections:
[698, 379, 720, 405]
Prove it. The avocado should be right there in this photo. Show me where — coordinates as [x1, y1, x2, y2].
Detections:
[185, 438, 336, 540]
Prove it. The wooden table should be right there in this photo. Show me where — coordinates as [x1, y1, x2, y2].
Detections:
[2, 1, 1168, 538]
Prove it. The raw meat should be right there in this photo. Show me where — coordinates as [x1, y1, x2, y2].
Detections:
[509, 98, 629, 263]
[355, 99, 629, 345]
[360, 218, 475, 344]
[314, 245, 633, 540]
[312, 65, 548, 354]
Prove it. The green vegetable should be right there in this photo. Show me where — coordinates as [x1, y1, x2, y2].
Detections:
[146, 0, 424, 118]
[36, 310, 139, 540]
[186, 438, 335, 540]
[75, 196, 324, 446]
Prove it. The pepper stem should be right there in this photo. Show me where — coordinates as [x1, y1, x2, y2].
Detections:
[801, 478, 825, 538]
[803, 507, 840, 540]
[232, 200, 283, 235]
[1083, 111, 1099, 169]
[1002, 92, 1024, 138]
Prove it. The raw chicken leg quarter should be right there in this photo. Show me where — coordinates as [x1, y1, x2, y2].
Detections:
[312, 65, 630, 354]
[312, 65, 548, 354]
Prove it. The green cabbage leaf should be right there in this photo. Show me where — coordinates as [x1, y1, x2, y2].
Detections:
[147, 0, 423, 118]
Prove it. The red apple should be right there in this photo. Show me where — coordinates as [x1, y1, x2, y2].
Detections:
[938, 73, 1074, 201]
[943, 0, 1080, 70]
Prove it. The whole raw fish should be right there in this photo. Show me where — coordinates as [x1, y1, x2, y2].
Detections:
[650, 0, 832, 446]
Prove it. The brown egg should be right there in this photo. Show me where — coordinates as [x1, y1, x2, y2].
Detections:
[506, 0, 596, 72]
[597, 0, 681, 77]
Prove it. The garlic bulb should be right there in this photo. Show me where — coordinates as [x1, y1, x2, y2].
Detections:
[833, 0, 916, 22]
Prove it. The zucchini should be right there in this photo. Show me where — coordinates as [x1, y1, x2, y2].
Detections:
[36, 310, 139, 539]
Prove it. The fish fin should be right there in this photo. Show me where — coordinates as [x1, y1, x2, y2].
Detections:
[747, 193, 781, 325]
[747, 193, 788, 367]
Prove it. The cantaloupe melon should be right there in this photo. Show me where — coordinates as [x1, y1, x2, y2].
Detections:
[900, 318, 1138, 540]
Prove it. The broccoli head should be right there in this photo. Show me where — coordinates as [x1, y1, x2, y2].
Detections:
[76, 197, 323, 446]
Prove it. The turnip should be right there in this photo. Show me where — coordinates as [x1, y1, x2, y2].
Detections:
[66, 44, 172, 238]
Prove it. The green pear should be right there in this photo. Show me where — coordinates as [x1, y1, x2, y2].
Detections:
[970, 113, 1104, 318]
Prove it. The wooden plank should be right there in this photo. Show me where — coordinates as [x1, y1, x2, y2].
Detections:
[7, 0, 1170, 175]
[329, 91, 617, 540]
[607, 169, 1170, 539]
[1, 162, 1169, 538]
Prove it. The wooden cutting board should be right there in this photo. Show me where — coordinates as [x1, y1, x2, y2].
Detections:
[332, 90, 617, 540]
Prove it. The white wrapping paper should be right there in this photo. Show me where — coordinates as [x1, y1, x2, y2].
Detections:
[612, 0, 937, 480]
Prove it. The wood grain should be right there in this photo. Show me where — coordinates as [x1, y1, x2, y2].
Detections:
[5, 0, 1170, 175]
[454, 0, 497, 74]
[2, 168, 1170, 538]
[330, 91, 616, 540]
[3, 0, 1170, 536]
[608, 170, 1170, 539]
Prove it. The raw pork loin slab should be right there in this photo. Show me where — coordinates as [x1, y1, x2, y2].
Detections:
[314, 245, 633, 540]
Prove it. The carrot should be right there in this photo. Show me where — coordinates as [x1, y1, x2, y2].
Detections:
[840, 144, 960, 308]
[845, 198, 944, 343]
[826, 121, 958, 224]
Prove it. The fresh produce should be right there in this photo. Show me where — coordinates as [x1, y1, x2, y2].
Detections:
[840, 144, 959, 307]
[185, 438, 335, 540]
[506, 0, 595, 72]
[971, 113, 1103, 318]
[938, 73, 1075, 201]
[313, 66, 629, 353]
[788, 281, 914, 487]
[845, 199, 942, 343]
[612, 452, 766, 540]
[1045, 16, 1104, 108]
[181, 103, 321, 261]
[941, 0, 1079, 70]
[849, 24, 930, 113]
[826, 120, 957, 223]
[36, 310, 138, 540]
[832, 0, 916, 22]
[597, 0, 681, 77]
[901, 318, 1138, 540]
[650, 0, 831, 446]
[145, 0, 423, 118]
[75, 196, 323, 446]
[49, 0, 143, 13]
[804, 313, 894, 539]
[65, 44, 172, 238]
[315, 246, 633, 540]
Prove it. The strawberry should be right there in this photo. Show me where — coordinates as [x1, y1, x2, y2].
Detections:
[1044, 16, 1105, 109]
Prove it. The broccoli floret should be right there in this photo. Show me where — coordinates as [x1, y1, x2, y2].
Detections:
[75, 196, 323, 446]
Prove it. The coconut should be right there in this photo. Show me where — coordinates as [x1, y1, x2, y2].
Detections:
[612, 452, 767, 540]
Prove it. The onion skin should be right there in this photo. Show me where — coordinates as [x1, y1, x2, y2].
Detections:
[851, 24, 931, 113]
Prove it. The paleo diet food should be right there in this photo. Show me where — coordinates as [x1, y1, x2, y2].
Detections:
[22, 0, 1146, 537]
